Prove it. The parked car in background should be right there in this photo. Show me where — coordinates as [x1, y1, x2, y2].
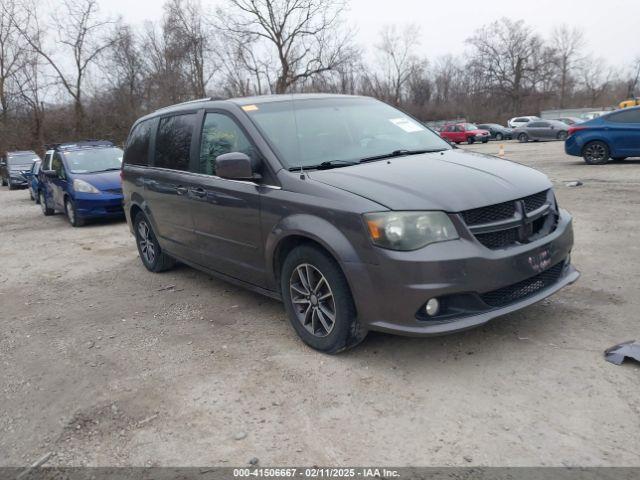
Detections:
[1, 151, 40, 190]
[121, 94, 578, 353]
[565, 106, 640, 164]
[554, 117, 584, 126]
[508, 116, 540, 129]
[476, 123, 513, 141]
[580, 111, 609, 121]
[619, 99, 639, 109]
[439, 123, 490, 144]
[514, 120, 570, 142]
[23, 159, 42, 202]
[39, 141, 124, 226]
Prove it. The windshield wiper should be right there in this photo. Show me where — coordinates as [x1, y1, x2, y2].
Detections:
[358, 149, 446, 163]
[288, 160, 358, 171]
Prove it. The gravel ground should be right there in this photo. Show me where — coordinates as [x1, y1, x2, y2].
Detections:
[1, 140, 639, 467]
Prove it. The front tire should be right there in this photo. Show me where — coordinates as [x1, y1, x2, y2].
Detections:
[467, 137, 475, 145]
[518, 133, 529, 143]
[134, 212, 175, 272]
[40, 191, 54, 216]
[583, 141, 610, 165]
[281, 245, 366, 354]
[557, 131, 568, 141]
[65, 198, 84, 227]
[495, 133, 504, 141]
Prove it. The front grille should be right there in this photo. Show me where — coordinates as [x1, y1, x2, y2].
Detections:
[459, 190, 557, 250]
[480, 262, 565, 308]
[474, 227, 519, 250]
[523, 190, 548, 212]
[461, 201, 516, 226]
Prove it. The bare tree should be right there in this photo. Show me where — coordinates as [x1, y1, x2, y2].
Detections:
[371, 24, 424, 105]
[217, 0, 355, 94]
[626, 57, 640, 99]
[551, 25, 584, 108]
[13, 0, 116, 134]
[13, 49, 47, 148]
[164, 0, 213, 98]
[580, 55, 613, 105]
[0, 0, 26, 119]
[467, 18, 543, 114]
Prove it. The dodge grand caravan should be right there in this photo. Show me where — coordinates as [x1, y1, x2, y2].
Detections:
[122, 94, 579, 353]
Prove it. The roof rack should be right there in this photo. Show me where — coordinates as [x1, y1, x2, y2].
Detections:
[154, 96, 226, 113]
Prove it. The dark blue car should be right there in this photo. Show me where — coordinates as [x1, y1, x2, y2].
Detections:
[565, 106, 640, 164]
[39, 141, 124, 226]
[23, 159, 42, 202]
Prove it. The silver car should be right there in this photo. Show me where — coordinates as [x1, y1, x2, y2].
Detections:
[514, 119, 569, 142]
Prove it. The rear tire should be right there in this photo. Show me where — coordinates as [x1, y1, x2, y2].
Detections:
[7, 180, 14, 190]
[518, 133, 529, 143]
[134, 212, 176, 272]
[1, 177, 6, 186]
[281, 245, 366, 354]
[495, 133, 504, 141]
[40, 191, 54, 216]
[583, 141, 610, 165]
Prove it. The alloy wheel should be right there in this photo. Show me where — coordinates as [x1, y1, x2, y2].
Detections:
[137, 220, 156, 265]
[289, 263, 336, 337]
[584, 143, 607, 163]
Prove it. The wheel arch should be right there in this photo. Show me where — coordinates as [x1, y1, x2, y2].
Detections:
[266, 214, 365, 293]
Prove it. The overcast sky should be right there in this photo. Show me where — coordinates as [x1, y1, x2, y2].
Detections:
[99, 0, 639, 68]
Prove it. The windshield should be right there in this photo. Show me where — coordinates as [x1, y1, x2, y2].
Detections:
[242, 97, 450, 169]
[64, 147, 123, 174]
[464, 123, 479, 131]
[8, 155, 38, 170]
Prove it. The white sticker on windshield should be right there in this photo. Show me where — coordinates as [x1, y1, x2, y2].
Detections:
[389, 118, 424, 133]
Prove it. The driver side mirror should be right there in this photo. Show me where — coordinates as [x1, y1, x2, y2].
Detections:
[216, 152, 261, 181]
[43, 169, 57, 178]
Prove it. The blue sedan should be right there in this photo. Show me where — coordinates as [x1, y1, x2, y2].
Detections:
[565, 106, 640, 164]
[40, 141, 124, 227]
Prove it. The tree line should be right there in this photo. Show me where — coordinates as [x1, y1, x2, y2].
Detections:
[1, 0, 639, 154]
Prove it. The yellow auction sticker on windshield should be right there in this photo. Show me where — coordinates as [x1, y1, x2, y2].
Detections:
[242, 105, 259, 112]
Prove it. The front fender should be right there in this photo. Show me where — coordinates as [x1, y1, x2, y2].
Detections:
[264, 213, 369, 291]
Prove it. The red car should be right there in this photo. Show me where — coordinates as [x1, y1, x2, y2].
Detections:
[439, 123, 490, 144]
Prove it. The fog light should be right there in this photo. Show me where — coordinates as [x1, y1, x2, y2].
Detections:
[425, 298, 440, 316]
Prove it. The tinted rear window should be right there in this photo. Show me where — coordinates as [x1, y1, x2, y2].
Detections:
[607, 109, 640, 124]
[124, 120, 153, 166]
[155, 114, 197, 171]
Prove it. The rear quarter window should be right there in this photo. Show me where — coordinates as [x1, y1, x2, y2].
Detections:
[124, 119, 154, 166]
[155, 114, 197, 171]
[607, 109, 640, 124]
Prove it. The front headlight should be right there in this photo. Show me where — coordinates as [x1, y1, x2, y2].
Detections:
[73, 178, 100, 194]
[364, 211, 459, 251]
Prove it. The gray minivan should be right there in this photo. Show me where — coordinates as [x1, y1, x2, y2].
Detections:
[122, 94, 579, 353]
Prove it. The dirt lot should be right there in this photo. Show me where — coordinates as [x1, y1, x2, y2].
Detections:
[1, 140, 639, 467]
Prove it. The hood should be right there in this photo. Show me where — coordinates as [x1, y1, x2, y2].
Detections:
[73, 170, 122, 191]
[307, 149, 551, 212]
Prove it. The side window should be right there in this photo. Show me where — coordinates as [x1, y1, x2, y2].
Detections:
[528, 122, 542, 128]
[51, 153, 66, 179]
[124, 120, 153, 166]
[44, 153, 52, 170]
[197, 113, 255, 176]
[155, 113, 197, 171]
[608, 109, 640, 124]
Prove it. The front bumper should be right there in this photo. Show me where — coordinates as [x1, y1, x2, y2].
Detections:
[74, 192, 124, 219]
[8, 175, 28, 186]
[343, 209, 578, 336]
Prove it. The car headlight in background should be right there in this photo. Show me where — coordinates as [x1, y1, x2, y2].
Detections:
[364, 211, 459, 251]
[73, 178, 100, 194]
